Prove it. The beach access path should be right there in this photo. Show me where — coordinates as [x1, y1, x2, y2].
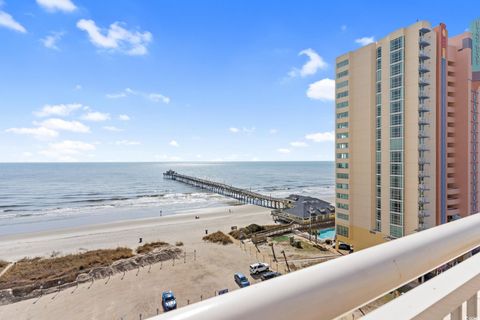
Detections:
[0, 204, 275, 320]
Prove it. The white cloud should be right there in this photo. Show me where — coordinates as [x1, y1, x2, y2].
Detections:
[118, 114, 130, 121]
[341, 25, 347, 31]
[107, 88, 170, 104]
[34, 103, 82, 117]
[5, 127, 58, 140]
[76, 19, 152, 56]
[41, 32, 64, 50]
[0, 11, 27, 33]
[355, 36, 375, 46]
[39, 140, 95, 161]
[148, 93, 170, 104]
[277, 148, 291, 154]
[169, 140, 179, 147]
[306, 78, 335, 101]
[81, 111, 110, 122]
[115, 140, 140, 146]
[103, 126, 122, 132]
[229, 127, 255, 134]
[74, 84, 82, 90]
[305, 131, 335, 142]
[154, 154, 182, 161]
[36, 0, 77, 12]
[269, 129, 278, 134]
[289, 48, 327, 78]
[290, 141, 308, 147]
[38, 118, 90, 133]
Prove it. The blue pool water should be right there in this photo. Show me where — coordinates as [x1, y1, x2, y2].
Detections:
[318, 227, 335, 240]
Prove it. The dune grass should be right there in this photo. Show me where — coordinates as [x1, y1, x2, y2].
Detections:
[0, 248, 133, 291]
[229, 224, 278, 240]
[136, 241, 169, 254]
[0, 260, 9, 272]
[203, 231, 233, 245]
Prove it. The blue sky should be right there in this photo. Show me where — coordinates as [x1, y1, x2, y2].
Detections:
[0, 0, 477, 162]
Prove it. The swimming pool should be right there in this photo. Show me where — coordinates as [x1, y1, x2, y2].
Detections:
[318, 227, 335, 240]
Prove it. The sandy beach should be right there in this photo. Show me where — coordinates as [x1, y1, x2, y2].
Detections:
[0, 204, 279, 319]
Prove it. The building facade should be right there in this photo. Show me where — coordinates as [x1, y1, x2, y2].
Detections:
[335, 19, 480, 250]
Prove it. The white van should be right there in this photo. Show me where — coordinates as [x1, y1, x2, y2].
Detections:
[249, 262, 269, 274]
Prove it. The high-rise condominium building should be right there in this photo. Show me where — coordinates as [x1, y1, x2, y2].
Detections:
[335, 19, 480, 251]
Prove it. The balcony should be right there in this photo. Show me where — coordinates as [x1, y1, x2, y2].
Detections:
[419, 91, 429, 100]
[419, 171, 430, 178]
[419, 64, 430, 74]
[419, 50, 431, 60]
[418, 104, 431, 112]
[419, 27, 431, 35]
[418, 144, 430, 152]
[418, 184, 430, 191]
[419, 77, 430, 86]
[419, 117, 430, 126]
[418, 197, 430, 205]
[418, 209, 430, 218]
[151, 214, 480, 320]
[419, 37, 431, 47]
[418, 131, 430, 139]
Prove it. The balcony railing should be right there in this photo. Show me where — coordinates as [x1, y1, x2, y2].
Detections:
[151, 213, 480, 320]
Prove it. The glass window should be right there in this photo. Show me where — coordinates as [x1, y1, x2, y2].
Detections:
[336, 183, 349, 189]
[391, 114, 402, 126]
[337, 122, 349, 129]
[390, 188, 403, 200]
[337, 173, 349, 179]
[337, 70, 349, 78]
[391, 88, 402, 101]
[336, 143, 349, 149]
[390, 50, 403, 64]
[337, 80, 348, 89]
[336, 153, 349, 159]
[390, 75, 402, 89]
[337, 111, 349, 119]
[337, 193, 349, 199]
[390, 176, 403, 188]
[336, 162, 349, 169]
[337, 132, 349, 139]
[390, 101, 402, 113]
[391, 126, 402, 138]
[336, 101, 349, 108]
[337, 203, 349, 210]
[336, 91, 349, 99]
[390, 37, 403, 51]
[336, 59, 349, 68]
[390, 62, 403, 76]
[337, 213, 349, 221]
[391, 163, 403, 175]
[390, 138, 403, 151]
[336, 225, 349, 237]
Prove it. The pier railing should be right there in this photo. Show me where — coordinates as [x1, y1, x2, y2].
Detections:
[163, 170, 292, 209]
[149, 213, 480, 320]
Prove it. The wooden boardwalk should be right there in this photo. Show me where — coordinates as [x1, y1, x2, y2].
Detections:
[163, 170, 293, 209]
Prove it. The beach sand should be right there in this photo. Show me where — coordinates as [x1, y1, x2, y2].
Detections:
[0, 204, 278, 320]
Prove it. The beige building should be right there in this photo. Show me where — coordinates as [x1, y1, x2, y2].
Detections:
[335, 21, 438, 250]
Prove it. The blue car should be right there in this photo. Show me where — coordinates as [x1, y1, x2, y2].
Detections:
[234, 272, 250, 287]
[162, 291, 177, 312]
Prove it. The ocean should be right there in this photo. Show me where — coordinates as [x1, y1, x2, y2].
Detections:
[0, 162, 334, 235]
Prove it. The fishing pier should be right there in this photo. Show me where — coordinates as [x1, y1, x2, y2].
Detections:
[163, 170, 292, 209]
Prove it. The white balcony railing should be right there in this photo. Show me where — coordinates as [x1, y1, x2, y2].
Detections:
[150, 213, 480, 320]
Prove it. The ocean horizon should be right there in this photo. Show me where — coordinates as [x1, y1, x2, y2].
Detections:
[0, 161, 334, 235]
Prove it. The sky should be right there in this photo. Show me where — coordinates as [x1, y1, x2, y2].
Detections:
[0, 0, 477, 162]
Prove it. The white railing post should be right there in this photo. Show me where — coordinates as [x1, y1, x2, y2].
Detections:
[467, 292, 479, 318]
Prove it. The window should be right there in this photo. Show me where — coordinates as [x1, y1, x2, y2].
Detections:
[390, 75, 402, 89]
[337, 153, 349, 159]
[391, 101, 402, 113]
[337, 70, 348, 78]
[337, 80, 348, 89]
[336, 162, 349, 169]
[376, 47, 382, 58]
[337, 212, 349, 221]
[376, 93, 382, 105]
[390, 62, 403, 76]
[391, 114, 402, 126]
[390, 225, 403, 238]
[390, 176, 403, 188]
[337, 111, 349, 119]
[337, 225, 349, 237]
[336, 143, 348, 149]
[336, 91, 349, 99]
[376, 82, 381, 93]
[391, 88, 402, 101]
[391, 163, 402, 175]
[390, 200, 403, 214]
[336, 59, 349, 68]
[337, 132, 349, 139]
[337, 173, 349, 179]
[337, 193, 349, 199]
[337, 122, 349, 129]
[336, 101, 349, 108]
[390, 151, 402, 163]
[337, 203, 349, 210]
[336, 183, 349, 189]
[390, 138, 403, 151]
[390, 37, 403, 51]
[390, 188, 402, 200]
[391, 126, 402, 138]
[390, 50, 403, 64]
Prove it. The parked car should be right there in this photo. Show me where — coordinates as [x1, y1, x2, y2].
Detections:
[162, 291, 177, 312]
[260, 271, 281, 281]
[234, 272, 250, 287]
[218, 288, 229, 295]
[249, 262, 269, 275]
[338, 243, 351, 251]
